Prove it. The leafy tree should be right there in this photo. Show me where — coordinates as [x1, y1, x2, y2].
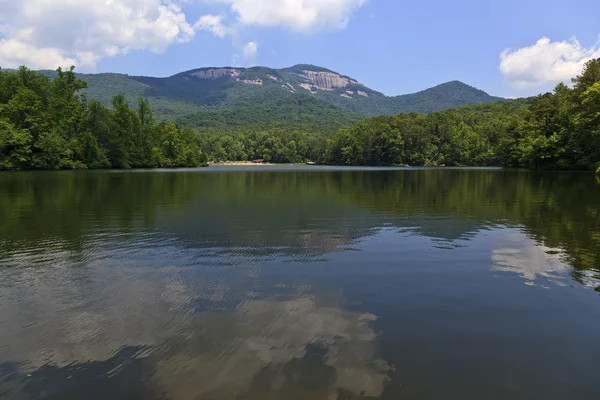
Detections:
[2, 60, 600, 172]
[0, 67, 207, 170]
[0, 120, 32, 170]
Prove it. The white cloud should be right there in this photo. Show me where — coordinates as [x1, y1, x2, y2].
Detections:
[216, 0, 368, 32]
[500, 36, 600, 89]
[0, 0, 196, 69]
[0, 0, 369, 70]
[194, 14, 231, 38]
[242, 41, 258, 62]
[0, 39, 78, 70]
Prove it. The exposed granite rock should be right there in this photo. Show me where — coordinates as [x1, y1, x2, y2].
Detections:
[190, 69, 263, 85]
[190, 68, 240, 80]
[299, 83, 317, 92]
[240, 79, 263, 85]
[282, 82, 296, 92]
[296, 70, 358, 91]
[186, 66, 365, 92]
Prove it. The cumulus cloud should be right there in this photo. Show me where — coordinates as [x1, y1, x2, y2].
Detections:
[216, 0, 368, 32]
[241, 41, 258, 62]
[500, 36, 600, 89]
[194, 14, 231, 38]
[0, 0, 196, 69]
[0, 0, 369, 70]
[0, 39, 78, 70]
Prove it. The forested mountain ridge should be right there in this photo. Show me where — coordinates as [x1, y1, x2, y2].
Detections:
[24, 64, 503, 119]
[2, 59, 598, 173]
[323, 59, 600, 172]
[175, 93, 365, 128]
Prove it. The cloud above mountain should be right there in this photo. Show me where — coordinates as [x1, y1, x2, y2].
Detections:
[0, 0, 195, 69]
[216, 0, 368, 32]
[0, 0, 368, 70]
[241, 41, 258, 62]
[194, 14, 232, 38]
[499, 36, 600, 89]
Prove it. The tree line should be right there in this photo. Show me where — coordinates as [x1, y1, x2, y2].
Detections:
[1, 60, 599, 173]
[0, 67, 207, 170]
[323, 59, 600, 172]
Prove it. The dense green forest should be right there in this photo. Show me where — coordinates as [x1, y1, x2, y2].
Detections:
[315, 80, 503, 116]
[0, 67, 207, 169]
[323, 59, 600, 172]
[1, 60, 599, 172]
[195, 124, 334, 164]
[27, 64, 501, 119]
[176, 94, 363, 127]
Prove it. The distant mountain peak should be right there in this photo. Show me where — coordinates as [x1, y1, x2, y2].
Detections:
[171, 64, 367, 96]
[28, 63, 502, 118]
[286, 64, 336, 73]
[412, 80, 500, 100]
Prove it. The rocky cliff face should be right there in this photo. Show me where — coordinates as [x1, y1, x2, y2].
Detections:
[186, 67, 361, 93]
[189, 68, 263, 85]
[190, 68, 240, 80]
[294, 70, 358, 91]
[61, 63, 501, 118]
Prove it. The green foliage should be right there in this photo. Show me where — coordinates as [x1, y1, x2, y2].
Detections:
[323, 100, 530, 167]
[29, 65, 504, 119]
[3, 59, 600, 172]
[0, 120, 32, 170]
[38, 70, 149, 107]
[196, 123, 332, 164]
[282, 64, 337, 74]
[323, 58, 600, 171]
[319, 80, 504, 116]
[176, 93, 364, 128]
[0, 67, 208, 170]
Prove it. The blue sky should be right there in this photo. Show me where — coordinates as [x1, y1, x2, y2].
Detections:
[1, 0, 599, 98]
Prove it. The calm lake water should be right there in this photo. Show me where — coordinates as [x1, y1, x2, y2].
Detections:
[1, 166, 600, 399]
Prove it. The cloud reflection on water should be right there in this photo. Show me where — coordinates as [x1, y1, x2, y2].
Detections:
[491, 230, 569, 284]
[0, 264, 390, 400]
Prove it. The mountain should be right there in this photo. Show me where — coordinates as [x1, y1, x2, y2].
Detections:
[175, 93, 365, 128]
[34, 64, 503, 121]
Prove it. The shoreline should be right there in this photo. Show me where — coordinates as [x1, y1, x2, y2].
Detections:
[209, 162, 304, 166]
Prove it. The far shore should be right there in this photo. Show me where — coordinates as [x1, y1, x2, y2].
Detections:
[209, 162, 305, 166]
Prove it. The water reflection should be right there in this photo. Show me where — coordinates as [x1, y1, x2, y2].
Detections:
[2, 169, 598, 274]
[1, 167, 600, 399]
[0, 347, 159, 400]
[1, 170, 599, 271]
[151, 296, 389, 400]
[491, 229, 569, 284]
[0, 263, 389, 399]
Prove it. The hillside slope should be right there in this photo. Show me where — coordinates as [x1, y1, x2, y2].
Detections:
[34, 64, 503, 119]
[176, 93, 365, 127]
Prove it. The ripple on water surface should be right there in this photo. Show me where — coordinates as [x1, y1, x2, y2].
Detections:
[1, 168, 599, 399]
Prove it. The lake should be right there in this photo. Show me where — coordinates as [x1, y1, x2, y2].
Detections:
[1, 166, 599, 400]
